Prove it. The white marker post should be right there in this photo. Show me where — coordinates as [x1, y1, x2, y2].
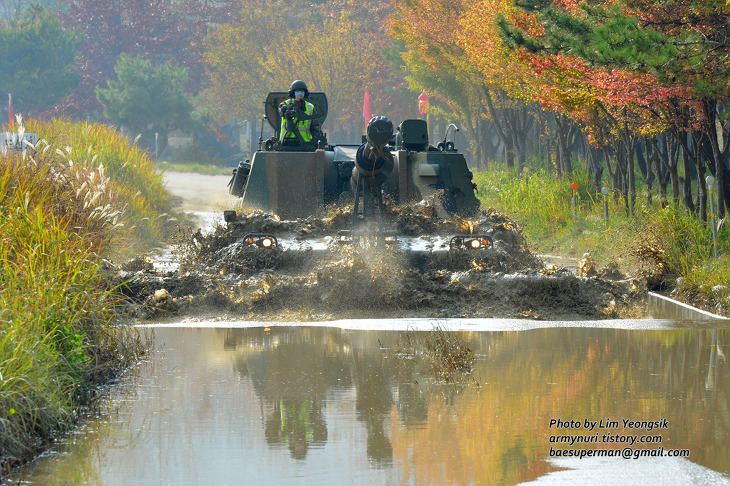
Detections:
[602, 186, 609, 227]
[523, 166, 529, 187]
[571, 182, 579, 219]
[707, 176, 719, 260]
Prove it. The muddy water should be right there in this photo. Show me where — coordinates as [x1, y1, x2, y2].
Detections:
[12, 320, 730, 485]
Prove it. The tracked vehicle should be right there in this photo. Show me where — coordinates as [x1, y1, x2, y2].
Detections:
[227, 91, 491, 251]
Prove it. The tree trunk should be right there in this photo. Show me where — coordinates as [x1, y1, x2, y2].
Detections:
[457, 99, 490, 171]
[703, 99, 727, 218]
[654, 134, 670, 203]
[668, 134, 680, 204]
[698, 162, 708, 222]
[644, 139, 654, 206]
[554, 113, 575, 177]
[587, 144, 604, 193]
[627, 137, 636, 216]
[614, 138, 627, 202]
[651, 137, 679, 206]
[680, 147, 694, 212]
[675, 129, 702, 213]
[516, 106, 534, 173]
[483, 88, 515, 169]
[603, 147, 616, 191]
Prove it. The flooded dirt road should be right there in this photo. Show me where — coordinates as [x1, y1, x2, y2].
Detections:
[119, 171, 648, 322]
[11, 322, 730, 485]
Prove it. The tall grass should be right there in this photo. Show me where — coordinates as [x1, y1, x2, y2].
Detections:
[21, 118, 172, 257]
[474, 165, 640, 261]
[645, 206, 730, 310]
[0, 119, 159, 469]
[474, 162, 730, 313]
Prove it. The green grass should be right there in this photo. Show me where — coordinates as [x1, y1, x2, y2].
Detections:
[474, 165, 640, 263]
[0, 118, 162, 468]
[474, 162, 730, 314]
[156, 160, 235, 176]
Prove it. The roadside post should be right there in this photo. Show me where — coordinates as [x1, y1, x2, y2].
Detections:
[571, 182, 579, 219]
[707, 176, 719, 260]
[602, 186, 609, 227]
[1, 131, 38, 157]
[523, 166, 529, 187]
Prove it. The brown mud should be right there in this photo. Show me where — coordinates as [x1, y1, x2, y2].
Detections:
[114, 195, 648, 321]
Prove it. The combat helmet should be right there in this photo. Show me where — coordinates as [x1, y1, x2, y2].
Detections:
[288, 80, 309, 98]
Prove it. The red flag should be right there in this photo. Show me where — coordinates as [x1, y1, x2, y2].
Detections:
[8, 94, 13, 126]
[418, 89, 429, 115]
[362, 89, 372, 123]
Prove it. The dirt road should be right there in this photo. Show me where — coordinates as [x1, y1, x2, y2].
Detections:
[163, 170, 237, 229]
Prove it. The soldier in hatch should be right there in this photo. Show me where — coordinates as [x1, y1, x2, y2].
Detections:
[278, 80, 322, 146]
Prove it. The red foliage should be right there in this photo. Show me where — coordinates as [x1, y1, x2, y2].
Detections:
[57, 0, 243, 117]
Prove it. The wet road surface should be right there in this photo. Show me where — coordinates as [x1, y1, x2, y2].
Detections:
[11, 320, 730, 485]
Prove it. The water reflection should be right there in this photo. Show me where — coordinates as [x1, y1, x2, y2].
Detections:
[12, 325, 730, 485]
[228, 328, 336, 460]
[225, 327, 401, 465]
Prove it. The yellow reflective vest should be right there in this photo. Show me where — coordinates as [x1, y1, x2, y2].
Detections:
[280, 99, 314, 143]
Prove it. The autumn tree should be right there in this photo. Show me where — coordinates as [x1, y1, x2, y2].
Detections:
[202, 1, 397, 141]
[202, 2, 304, 129]
[311, 0, 410, 125]
[263, 16, 382, 129]
[391, 0, 504, 168]
[394, 0, 588, 171]
[502, 0, 730, 216]
[58, 0, 241, 117]
[0, 0, 59, 22]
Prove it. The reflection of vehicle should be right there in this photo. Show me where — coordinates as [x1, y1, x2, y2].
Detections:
[228, 92, 480, 221]
[226, 327, 417, 464]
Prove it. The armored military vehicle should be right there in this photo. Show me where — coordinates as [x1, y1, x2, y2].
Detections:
[229, 91, 479, 218]
[226, 90, 490, 250]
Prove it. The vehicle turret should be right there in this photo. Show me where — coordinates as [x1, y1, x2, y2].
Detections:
[228, 92, 479, 220]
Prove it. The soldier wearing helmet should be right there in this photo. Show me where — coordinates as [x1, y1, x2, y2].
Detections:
[278, 80, 322, 146]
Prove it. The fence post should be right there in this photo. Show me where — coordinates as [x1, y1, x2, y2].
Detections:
[707, 176, 719, 260]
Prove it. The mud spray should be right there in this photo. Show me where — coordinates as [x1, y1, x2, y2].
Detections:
[114, 201, 647, 321]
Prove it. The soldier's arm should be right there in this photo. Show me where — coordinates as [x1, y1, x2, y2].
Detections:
[279, 101, 294, 119]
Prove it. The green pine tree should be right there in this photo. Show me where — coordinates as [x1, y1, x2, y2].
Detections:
[96, 54, 207, 153]
[0, 6, 83, 114]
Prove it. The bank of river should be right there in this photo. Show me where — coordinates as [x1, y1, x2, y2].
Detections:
[10, 320, 730, 485]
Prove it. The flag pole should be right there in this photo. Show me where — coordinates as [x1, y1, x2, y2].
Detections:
[418, 89, 429, 137]
[362, 88, 372, 135]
